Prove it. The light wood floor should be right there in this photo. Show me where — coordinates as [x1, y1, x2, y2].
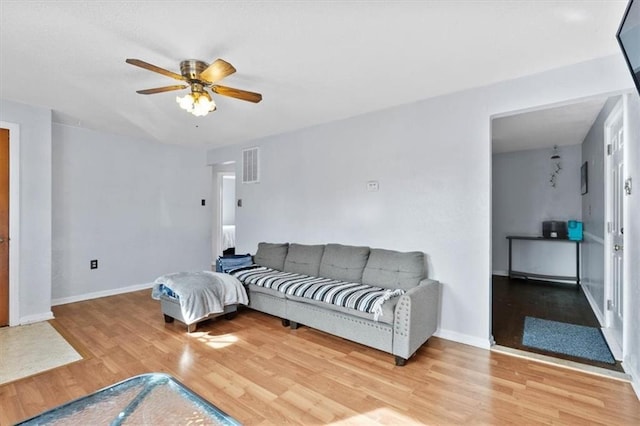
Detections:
[1, 290, 639, 425]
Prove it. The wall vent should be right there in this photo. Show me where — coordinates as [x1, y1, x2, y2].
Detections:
[242, 147, 259, 184]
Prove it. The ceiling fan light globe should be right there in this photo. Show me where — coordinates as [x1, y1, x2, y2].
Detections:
[190, 95, 216, 116]
[176, 94, 196, 111]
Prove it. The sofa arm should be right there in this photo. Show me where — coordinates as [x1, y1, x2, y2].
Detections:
[392, 278, 440, 363]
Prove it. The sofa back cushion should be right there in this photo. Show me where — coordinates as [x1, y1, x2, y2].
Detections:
[362, 248, 425, 290]
[254, 242, 289, 271]
[284, 244, 325, 276]
[319, 244, 370, 283]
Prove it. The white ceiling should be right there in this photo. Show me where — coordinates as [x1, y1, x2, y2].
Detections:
[0, 1, 630, 148]
[491, 97, 610, 154]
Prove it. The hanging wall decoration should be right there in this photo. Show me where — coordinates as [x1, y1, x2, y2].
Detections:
[549, 145, 562, 188]
[581, 161, 588, 195]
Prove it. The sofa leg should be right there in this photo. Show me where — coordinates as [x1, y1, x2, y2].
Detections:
[187, 323, 196, 333]
[224, 312, 237, 320]
[163, 314, 174, 323]
[281, 318, 290, 327]
[290, 321, 299, 330]
[394, 356, 407, 366]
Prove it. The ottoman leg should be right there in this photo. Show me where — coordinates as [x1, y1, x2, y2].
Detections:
[163, 314, 174, 323]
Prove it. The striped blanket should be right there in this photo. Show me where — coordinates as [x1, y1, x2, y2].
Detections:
[231, 266, 404, 321]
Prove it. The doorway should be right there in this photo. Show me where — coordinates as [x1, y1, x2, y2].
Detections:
[0, 122, 20, 327]
[490, 95, 625, 372]
[220, 174, 236, 256]
[1, 128, 9, 326]
[211, 161, 236, 261]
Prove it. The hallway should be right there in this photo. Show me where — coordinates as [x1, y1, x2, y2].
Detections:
[492, 275, 623, 372]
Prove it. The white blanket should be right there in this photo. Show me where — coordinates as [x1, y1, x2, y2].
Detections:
[222, 225, 236, 250]
[152, 271, 248, 324]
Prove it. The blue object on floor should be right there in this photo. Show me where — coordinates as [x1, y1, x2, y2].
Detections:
[522, 317, 615, 364]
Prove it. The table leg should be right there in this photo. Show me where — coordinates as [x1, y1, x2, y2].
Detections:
[576, 242, 580, 288]
[508, 238, 512, 279]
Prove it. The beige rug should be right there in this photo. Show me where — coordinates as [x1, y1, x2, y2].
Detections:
[0, 321, 83, 385]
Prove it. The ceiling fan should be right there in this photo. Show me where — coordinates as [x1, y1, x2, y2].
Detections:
[126, 58, 262, 117]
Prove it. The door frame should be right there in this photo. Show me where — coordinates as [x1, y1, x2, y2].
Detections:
[603, 97, 626, 360]
[1, 121, 20, 326]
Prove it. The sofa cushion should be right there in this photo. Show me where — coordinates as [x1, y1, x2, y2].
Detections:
[319, 244, 370, 283]
[254, 242, 289, 270]
[230, 265, 289, 298]
[362, 249, 425, 290]
[283, 243, 325, 276]
[245, 283, 287, 299]
[231, 266, 402, 322]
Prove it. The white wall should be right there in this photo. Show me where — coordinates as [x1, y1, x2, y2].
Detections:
[623, 92, 640, 396]
[207, 55, 636, 349]
[492, 144, 582, 278]
[51, 124, 212, 303]
[0, 99, 53, 324]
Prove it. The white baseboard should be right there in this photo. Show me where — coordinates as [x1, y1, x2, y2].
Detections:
[52, 282, 155, 306]
[434, 328, 492, 350]
[492, 270, 576, 285]
[19, 311, 54, 324]
[582, 283, 605, 326]
[601, 327, 623, 361]
[623, 358, 640, 401]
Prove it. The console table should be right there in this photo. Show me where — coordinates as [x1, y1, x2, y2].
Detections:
[506, 235, 580, 285]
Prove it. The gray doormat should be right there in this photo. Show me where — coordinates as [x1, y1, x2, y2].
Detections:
[522, 317, 615, 364]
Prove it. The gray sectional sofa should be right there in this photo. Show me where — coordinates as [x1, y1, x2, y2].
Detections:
[230, 242, 440, 365]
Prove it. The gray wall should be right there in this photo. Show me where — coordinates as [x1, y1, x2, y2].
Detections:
[582, 97, 621, 240]
[580, 96, 621, 321]
[492, 144, 583, 277]
[52, 123, 212, 303]
[207, 55, 635, 349]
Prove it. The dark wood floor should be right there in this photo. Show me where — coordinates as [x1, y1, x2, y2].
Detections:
[492, 275, 623, 372]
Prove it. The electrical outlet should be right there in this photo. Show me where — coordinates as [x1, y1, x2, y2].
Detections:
[90, 259, 98, 269]
[367, 181, 379, 192]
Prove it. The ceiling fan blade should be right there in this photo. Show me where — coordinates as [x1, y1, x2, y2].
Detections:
[126, 58, 185, 81]
[199, 59, 236, 83]
[212, 85, 262, 103]
[136, 85, 188, 95]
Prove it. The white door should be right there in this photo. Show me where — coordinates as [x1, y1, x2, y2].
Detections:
[604, 100, 624, 355]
